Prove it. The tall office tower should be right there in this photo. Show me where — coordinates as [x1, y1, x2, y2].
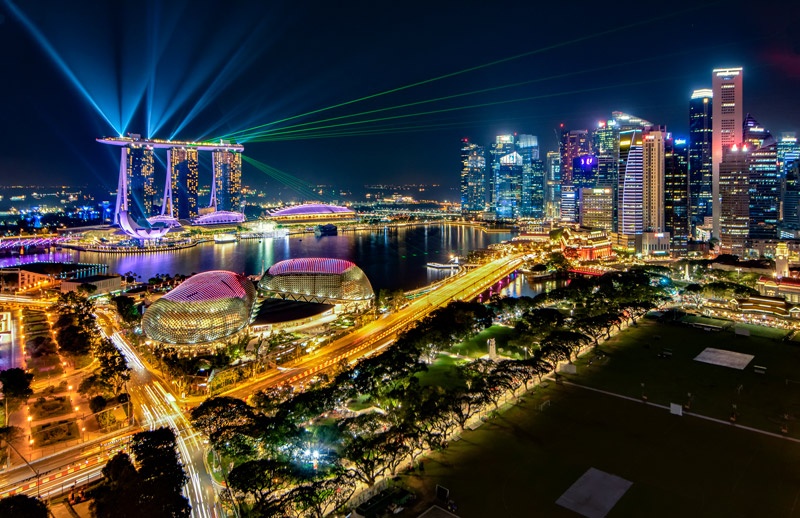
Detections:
[579, 187, 613, 230]
[560, 129, 591, 187]
[743, 116, 779, 239]
[494, 151, 524, 219]
[592, 121, 619, 229]
[167, 147, 199, 219]
[545, 151, 561, 219]
[689, 89, 713, 231]
[642, 130, 665, 232]
[785, 160, 800, 228]
[488, 135, 515, 209]
[778, 132, 799, 175]
[518, 135, 542, 218]
[572, 155, 598, 189]
[124, 137, 157, 222]
[212, 150, 243, 212]
[560, 189, 578, 223]
[619, 129, 644, 234]
[459, 138, 486, 213]
[712, 67, 743, 237]
[665, 136, 690, 253]
[719, 144, 750, 255]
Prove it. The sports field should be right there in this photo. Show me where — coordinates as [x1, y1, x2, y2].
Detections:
[399, 319, 800, 517]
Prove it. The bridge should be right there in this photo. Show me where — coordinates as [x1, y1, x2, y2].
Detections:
[0, 235, 71, 250]
[224, 252, 527, 399]
[568, 267, 609, 277]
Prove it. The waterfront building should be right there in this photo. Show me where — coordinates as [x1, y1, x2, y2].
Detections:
[560, 227, 612, 260]
[268, 203, 357, 224]
[712, 67, 744, 237]
[665, 136, 690, 253]
[689, 89, 713, 231]
[142, 271, 257, 345]
[61, 274, 121, 295]
[579, 187, 613, 231]
[460, 138, 486, 213]
[166, 147, 199, 219]
[258, 258, 374, 312]
[0, 262, 109, 291]
[719, 144, 750, 256]
[545, 151, 561, 219]
[212, 150, 243, 213]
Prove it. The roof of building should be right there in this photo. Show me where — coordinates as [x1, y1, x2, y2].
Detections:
[270, 204, 354, 216]
[267, 258, 356, 276]
[3, 262, 105, 275]
[163, 271, 255, 303]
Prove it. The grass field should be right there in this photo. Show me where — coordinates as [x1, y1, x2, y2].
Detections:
[450, 325, 522, 359]
[564, 318, 800, 438]
[402, 383, 800, 517]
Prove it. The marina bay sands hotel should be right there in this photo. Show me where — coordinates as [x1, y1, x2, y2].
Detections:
[97, 134, 244, 230]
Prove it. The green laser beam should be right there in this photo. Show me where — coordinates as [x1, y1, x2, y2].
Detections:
[216, 2, 717, 142]
[232, 43, 732, 142]
[245, 75, 678, 143]
[243, 155, 324, 200]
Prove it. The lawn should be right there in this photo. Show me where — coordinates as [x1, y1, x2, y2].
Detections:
[680, 314, 733, 328]
[402, 383, 800, 518]
[733, 322, 791, 340]
[563, 318, 800, 439]
[450, 325, 527, 359]
[415, 354, 466, 390]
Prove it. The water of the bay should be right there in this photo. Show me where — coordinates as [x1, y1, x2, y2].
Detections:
[1, 224, 559, 296]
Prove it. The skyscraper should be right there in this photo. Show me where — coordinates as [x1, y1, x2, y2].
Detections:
[459, 138, 486, 213]
[560, 129, 591, 187]
[167, 147, 199, 219]
[712, 67, 743, 237]
[689, 88, 713, 231]
[592, 120, 619, 230]
[545, 151, 561, 219]
[488, 135, 515, 210]
[125, 139, 156, 222]
[719, 144, 750, 256]
[743, 114, 779, 239]
[518, 135, 543, 218]
[619, 129, 644, 234]
[665, 136, 689, 253]
[212, 150, 243, 212]
[642, 130, 665, 233]
[579, 188, 613, 231]
[494, 151, 524, 219]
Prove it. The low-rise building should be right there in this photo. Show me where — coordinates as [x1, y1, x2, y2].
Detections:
[61, 274, 122, 295]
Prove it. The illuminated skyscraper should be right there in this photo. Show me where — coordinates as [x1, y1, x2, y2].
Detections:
[743, 114, 779, 239]
[642, 130, 665, 232]
[124, 137, 156, 222]
[689, 88, 713, 231]
[545, 151, 561, 219]
[459, 138, 486, 213]
[560, 129, 591, 187]
[665, 136, 689, 253]
[488, 135, 515, 209]
[517, 135, 542, 218]
[212, 150, 243, 212]
[579, 187, 613, 231]
[719, 144, 750, 255]
[785, 160, 800, 228]
[619, 129, 643, 234]
[712, 67, 743, 237]
[592, 120, 619, 230]
[166, 147, 199, 219]
[494, 151, 524, 219]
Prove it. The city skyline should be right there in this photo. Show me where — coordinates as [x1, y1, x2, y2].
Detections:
[1, 1, 799, 193]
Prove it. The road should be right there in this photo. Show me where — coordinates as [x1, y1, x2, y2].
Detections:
[112, 333, 219, 518]
[224, 252, 526, 399]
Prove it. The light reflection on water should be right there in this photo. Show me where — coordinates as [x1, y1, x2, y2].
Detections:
[1, 225, 516, 292]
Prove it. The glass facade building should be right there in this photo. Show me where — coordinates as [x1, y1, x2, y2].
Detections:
[142, 271, 257, 345]
[689, 89, 713, 230]
[259, 258, 374, 309]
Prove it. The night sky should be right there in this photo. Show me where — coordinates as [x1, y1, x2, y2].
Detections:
[1, 0, 799, 196]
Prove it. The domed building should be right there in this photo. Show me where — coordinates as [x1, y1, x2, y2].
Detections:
[268, 204, 356, 224]
[258, 258, 374, 311]
[142, 270, 257, 345]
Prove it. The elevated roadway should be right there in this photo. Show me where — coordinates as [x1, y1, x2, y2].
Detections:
[224, 253, 526, 399]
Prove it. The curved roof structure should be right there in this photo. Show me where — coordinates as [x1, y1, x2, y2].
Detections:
[142, 270, 257, 344]
[270, 204, 354, 217]
[118, 210, 171, 239]
[259, 258, 373, 306]
[193, 211, 246, 225]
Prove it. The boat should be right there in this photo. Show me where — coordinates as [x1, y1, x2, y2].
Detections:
[214, 234, 238, 244]
[314, 224, 338, 237]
